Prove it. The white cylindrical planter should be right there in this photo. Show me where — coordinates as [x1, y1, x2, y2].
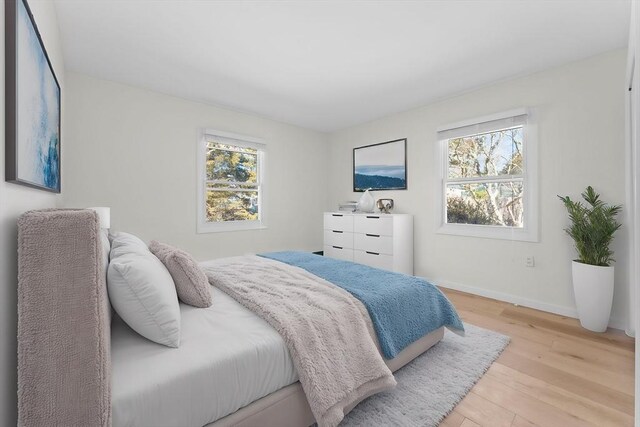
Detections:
[572, 261, 615, 332]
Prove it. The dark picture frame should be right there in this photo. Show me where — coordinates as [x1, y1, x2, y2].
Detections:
[353, 138, 407, 192]
[5, 0, 62, 193]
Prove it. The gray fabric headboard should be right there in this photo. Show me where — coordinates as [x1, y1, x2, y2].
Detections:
[17, 209, 111, 426]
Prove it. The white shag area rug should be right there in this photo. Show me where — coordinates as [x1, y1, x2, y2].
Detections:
[341, 323, 510, 427]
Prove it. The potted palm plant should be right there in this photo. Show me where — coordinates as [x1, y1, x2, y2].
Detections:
[558, 186, 622, 332]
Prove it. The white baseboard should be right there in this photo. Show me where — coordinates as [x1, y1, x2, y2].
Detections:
[429, 277, 627, 332]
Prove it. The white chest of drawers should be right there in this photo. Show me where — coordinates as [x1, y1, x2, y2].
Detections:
[323, 212, 413, 275]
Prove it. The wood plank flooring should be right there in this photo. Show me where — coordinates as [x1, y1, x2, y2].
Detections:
[438, 288, 635, 427]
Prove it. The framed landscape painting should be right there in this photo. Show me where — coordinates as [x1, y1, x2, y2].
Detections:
[5, 0, 61, 192]
[353, 139, 407, 191]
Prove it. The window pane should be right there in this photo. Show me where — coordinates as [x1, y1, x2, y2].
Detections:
[206, 190, 259, 222]
[448, 127, 523, 179]
[206, 143, 258, 183]
[446, 181, 523, 227]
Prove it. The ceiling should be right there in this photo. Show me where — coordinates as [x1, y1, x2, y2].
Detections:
[54, 0, 631, 132]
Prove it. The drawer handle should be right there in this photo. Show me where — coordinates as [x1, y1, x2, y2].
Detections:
[365, 233, 380, 238]
[332, 214, 343, 217]
[332, 246, 343, 250]
[332, 230, 343, 234]
[366, 251, 380, 256]
[366, 216, 380, 219]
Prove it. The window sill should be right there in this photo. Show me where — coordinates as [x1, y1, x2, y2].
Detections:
[437, 223, 538, 242]
[197, 221, 267, 234]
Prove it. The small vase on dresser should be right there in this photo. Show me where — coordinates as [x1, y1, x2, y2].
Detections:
[323, 212, 413, 275]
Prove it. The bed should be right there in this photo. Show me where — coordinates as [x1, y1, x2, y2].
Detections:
[17, 209, 463, 427]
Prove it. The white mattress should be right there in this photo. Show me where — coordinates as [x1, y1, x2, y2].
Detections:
[111, 286, 298, 427]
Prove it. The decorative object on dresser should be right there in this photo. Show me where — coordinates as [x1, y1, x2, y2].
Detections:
[353, 139, 407, 191]
[356, 188, 375, 212]
[339, 201, 358, 212]
[376, 198, 394, 214]
[5, 0, 62, 192]
[323, 212, 413, 274]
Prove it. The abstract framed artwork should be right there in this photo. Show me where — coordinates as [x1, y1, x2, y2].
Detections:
[5, 0, 61, 192]
[353, 138, 407, 191]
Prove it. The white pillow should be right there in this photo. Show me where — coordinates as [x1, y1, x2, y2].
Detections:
[107, 232, 180, 347]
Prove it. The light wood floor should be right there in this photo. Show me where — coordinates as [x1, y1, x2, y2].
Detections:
[438, 288, 635, 427]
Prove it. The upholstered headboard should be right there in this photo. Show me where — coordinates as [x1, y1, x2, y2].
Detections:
[17, 209, 111, 426]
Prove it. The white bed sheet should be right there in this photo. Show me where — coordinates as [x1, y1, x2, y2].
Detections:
[111, 286, 298, 427]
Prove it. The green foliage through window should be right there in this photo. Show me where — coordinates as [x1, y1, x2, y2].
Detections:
[205, 142, 260, 222]
[445, 126, 524, 227]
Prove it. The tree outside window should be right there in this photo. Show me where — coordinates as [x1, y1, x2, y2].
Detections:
[198, 133, 265, 232]
[445, 126, 524, 227]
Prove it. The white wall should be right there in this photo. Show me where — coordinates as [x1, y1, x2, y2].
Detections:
[61, 73, 328, 260]
[327, 50, 629, 327]
[0, 1, 65, 424]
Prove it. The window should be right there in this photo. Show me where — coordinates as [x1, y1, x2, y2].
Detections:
[197, 130, 266, 233]
[437, 109, 538, 241]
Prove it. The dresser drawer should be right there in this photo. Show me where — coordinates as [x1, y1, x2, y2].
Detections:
[324, 229, 353, 249]
[354, 233, 393, 255]
[324, 245, 354, 262]
[324, 213, 354, 232]
[354, 215, 393, 236]
[354, 250, 393, 271]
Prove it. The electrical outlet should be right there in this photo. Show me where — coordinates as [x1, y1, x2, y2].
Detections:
[525, 256, 535, 267]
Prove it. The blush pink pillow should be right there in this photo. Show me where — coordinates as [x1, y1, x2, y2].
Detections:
[149, 241, 213, 308]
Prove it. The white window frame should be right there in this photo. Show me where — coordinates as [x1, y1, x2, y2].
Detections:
[197, 129, 267, 233]
[435, 108, 538, 242]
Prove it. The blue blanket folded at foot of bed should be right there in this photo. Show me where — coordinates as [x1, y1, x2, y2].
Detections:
[259, 251, 465, 359]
